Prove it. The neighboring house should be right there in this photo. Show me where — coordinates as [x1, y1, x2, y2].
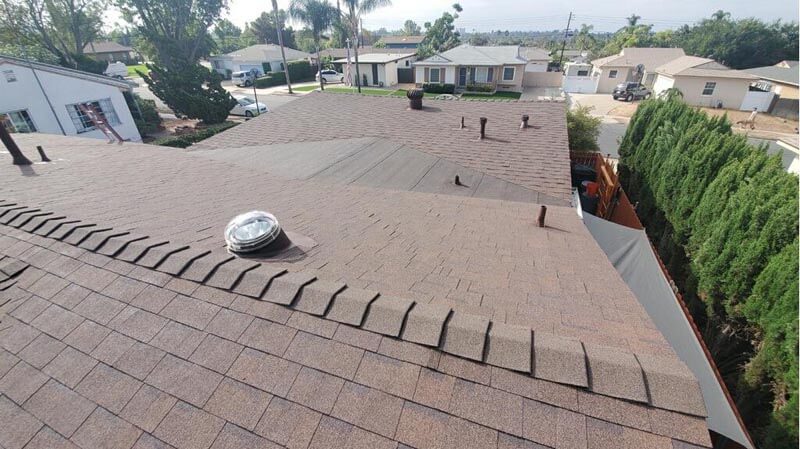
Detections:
[319, 46, 415, 60]
[519, 47, 550, 72]
[0, 90, 752, 449]
[209, 44, 312, 76]
[332, 53, 417, 87]
[743, 60, 799, 119]
[414, 45, 527, 93]
[379, 35, 425, 49]
[83, 41, 138, 64]
[0, 55, 141, 142]
[590, 47, 686, 93]
[559, 49, 589, 64]
[652, 56, 760, 110]
[562, 62, 597, 93]
[776, 136, 800, 175]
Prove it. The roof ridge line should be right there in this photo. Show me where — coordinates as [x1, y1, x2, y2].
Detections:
[0, 201, 708, 418]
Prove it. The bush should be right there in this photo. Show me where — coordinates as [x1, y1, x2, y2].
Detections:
[288, 60, 315, 81]
[566, 105, 601, 151]
[152, 121, 239, 148]
[124, 92, 162, 137]
[254, 71, 287, 88]
[464, 84, 493, 93]
[422, 83, 455, 94]
[142, 63, 235, 124]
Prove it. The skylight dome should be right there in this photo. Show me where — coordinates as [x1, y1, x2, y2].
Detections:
[224, 211, 281, 253]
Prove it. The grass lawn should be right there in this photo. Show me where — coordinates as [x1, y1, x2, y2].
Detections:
[127, 64, 148, 77]
[460, 91, 522, 100]
[293, 85, 318, 92]
[390, 90, 439, 99]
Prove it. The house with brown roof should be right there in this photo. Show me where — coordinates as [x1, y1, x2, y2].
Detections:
[652, 56, 760, 110]
[590, 47, 686, 93]
[83, 41, 138, 64]
[0, 92, 753, 449]
[379, 35, 425, 49]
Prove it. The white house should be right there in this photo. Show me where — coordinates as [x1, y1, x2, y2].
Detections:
[209, 44, 312, 76]
[333, 53, 417, 87]
[590, 47, 686, 93]
[413, 45, 528, 93]
[562, 62, 598, 93]
[520, 47, 550, 72]
[0, 55, 141, 142]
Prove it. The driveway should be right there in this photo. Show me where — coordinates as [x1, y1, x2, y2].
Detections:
[521, 87, 564, 101]
[567, 93, 628, 116]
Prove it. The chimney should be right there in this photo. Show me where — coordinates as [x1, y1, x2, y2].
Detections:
[479, 117, 487, 139]
[537, 205, 547, 228]
[520, 115, 529, 129]
[36, 146, 51, 162]
[460, 116, 465, 129]
[454, 175, 462, 186]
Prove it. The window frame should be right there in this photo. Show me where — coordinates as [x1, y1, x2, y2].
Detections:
[501, 66, 515, 82]
[429, 67, 441, 83]
[1, 109, 37, 133]
[701, 81, 717, 96]
[576, 69, 589, 76]
[609, 70, 618, 79]
[66, 98, 121, 134]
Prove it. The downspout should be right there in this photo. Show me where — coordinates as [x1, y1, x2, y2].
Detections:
[26, 55, 67, 136]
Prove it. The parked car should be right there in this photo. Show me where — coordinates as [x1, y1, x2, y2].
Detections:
[612, 82, 651, 101]
[316, 69, 345, 84]
[232, 69, 259, 87]
[230, 95, 268, 117]
[104, 62, 128, 79]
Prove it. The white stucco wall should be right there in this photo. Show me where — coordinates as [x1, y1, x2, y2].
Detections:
[414, 66, 456, 84]
[652, 74, 676, 97]
[672, 76, 752, 109]
[525, 61, 549, 72]
[0, 62, 140, 142]
[595, 66, 631, 93]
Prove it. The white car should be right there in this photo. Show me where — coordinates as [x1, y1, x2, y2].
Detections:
[316, 69, 345, 84]
[104, 62, 128, 79]
[230, 95, 268, 117]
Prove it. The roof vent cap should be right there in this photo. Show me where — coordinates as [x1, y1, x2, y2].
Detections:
[224, 211, 282, 253]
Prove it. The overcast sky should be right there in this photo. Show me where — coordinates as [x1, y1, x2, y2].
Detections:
[106, 0, 799, 33]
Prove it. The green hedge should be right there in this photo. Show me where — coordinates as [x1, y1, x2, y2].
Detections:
[619, 97, 798, 448]
[254, 72, 286, 88]
[287, 60, 315, 82]
[422, 83, 455, 94]
[152, 121, 239, 148]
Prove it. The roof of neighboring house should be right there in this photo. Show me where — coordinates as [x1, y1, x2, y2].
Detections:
[0, 123, 713, 448]
[415, 44, 527, 66]
[520, 47, 550, 61]
[332, 53, 415, 64]
[214, 44, 312, 62]
[380, 35, 425, 45]
[82, 41, 134, 54]
[591, 47, 686, 69]
[655, 56, 758, 80]
[743, 65, 799, 86]
[0, 54, 134, 90]
[776, 60, 799, 68]
[319, 46, 416, 59]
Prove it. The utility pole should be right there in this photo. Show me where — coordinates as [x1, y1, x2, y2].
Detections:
[272, 0, 293, 94]
[557, 12, 573, 71]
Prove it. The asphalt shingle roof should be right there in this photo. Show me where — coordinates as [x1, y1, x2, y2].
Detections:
[743, 65, 800, 86]
[655, 56, 758, 80]
[82, 41, 134, 54]
[591, 47, 686, 69]
[0, 98, 712, 448]
[416, 45, 527, 66]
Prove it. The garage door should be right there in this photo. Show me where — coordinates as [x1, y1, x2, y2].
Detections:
[398, 68, 414, 83]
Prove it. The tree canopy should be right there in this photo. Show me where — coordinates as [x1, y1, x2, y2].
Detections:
[245, 10, 297, 49]
[417, 3, 462, 58]
[401, 19, 420, 35]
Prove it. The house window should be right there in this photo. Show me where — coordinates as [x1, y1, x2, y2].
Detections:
[66, 98, 120, 133]
[475, 67, 489, 83]
[405, 60, 409, 66]
[429, 68, 441, 83]
[502, 67, 515, 81]
[609, 70, 618, 78]
[0, 110, 36, 133]
[702, 81, 716, 96]
[577, 69, 589, 76]
[3, 70, 16, 82]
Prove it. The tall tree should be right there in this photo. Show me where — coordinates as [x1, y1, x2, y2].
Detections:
[248, 10, 297, 48]
[401, 19, 420, 35]
[289, 0, 336, 90]
[574, 24, 597, 56]
[626, 13, 641, 27]
[417, 3, 462, 59]
[116, 0, 235, 124]
[213, 18, 242, 54]
[0, 0, 106, 67]
[341, 0, 392, 92]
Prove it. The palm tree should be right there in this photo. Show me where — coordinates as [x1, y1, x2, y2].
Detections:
[341, 0, 391, 93]
[290, 0, 337, 91]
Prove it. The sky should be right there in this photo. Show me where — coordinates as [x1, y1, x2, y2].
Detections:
[105, 0, 799, 34]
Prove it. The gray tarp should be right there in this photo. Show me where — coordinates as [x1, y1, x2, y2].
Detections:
[580, 208, 753, 449]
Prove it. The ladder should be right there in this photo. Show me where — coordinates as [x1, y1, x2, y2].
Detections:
[78, 103, 124, 144]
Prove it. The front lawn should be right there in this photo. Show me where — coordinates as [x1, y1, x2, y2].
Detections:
[293, 85, 318, 92]
[127, 64, 148, 78]
[460, 91, 522, 100]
